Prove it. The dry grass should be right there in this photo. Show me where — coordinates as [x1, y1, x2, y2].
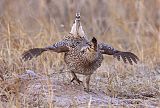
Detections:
[0, 0, 160, 107]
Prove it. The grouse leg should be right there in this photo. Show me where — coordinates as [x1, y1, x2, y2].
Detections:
[84, 75, 91, 92]
[70, 71, 83, 85]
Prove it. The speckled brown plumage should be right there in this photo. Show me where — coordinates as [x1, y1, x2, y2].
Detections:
[22, 13, 139, 92]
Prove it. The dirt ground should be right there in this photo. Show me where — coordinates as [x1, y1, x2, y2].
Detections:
[1, 64, 159, 108]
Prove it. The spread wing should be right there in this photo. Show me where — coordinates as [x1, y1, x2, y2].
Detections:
[22, 40, 69, 61]
[99, 43, 139, 65]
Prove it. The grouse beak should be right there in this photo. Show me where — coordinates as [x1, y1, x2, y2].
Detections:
[80, 46, 89, 52]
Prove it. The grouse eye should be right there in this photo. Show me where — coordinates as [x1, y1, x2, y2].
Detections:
[92, 37, 97, 44]
[76, 41, 80, 44]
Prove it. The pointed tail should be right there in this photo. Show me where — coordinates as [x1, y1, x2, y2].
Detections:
[75, 12, 80, 35]
[70, 12, 85, 37]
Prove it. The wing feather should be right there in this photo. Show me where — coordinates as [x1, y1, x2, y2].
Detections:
[99, 43, 139, 65]
[22, 40, 69, 61]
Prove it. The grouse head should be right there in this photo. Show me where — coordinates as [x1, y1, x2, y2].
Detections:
[81, 37, 97, 52]
[80, 37, 98, 62]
